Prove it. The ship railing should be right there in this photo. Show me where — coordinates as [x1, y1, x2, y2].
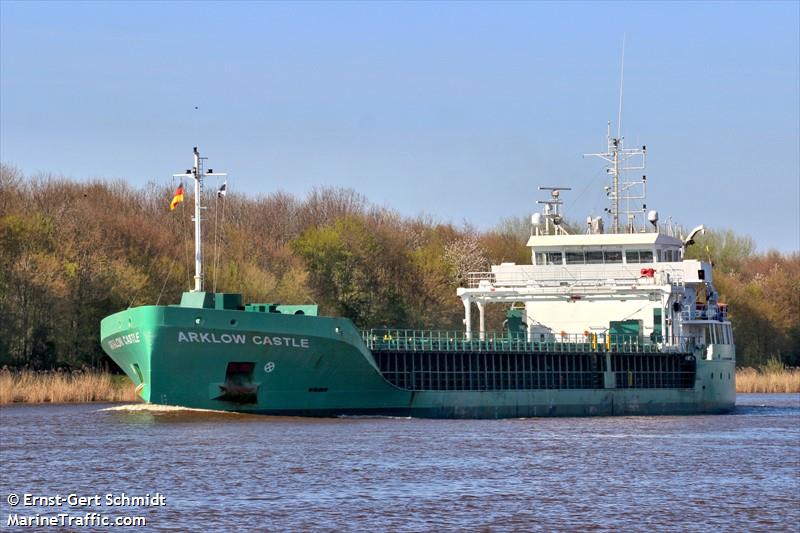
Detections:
[362, 329, 698, 354]
[681, 303, 729, 322]
[466, 272, 497, 288]
[465, 266, 685, 290]
[656, 266, 686, 286]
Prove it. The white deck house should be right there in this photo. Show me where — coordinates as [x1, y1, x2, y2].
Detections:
[457, 132, 733, 362]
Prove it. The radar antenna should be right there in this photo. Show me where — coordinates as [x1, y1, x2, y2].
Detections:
[533, 187, 572, 236]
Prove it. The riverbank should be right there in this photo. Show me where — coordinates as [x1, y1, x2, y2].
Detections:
[0, 370, 138, 405]
[0, 368, 797, 405]
[736, 367, 800, 393]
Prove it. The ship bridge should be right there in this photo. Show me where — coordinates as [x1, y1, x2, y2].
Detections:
[454, 132, 733, 363]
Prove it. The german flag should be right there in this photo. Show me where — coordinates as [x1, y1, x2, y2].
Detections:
[170, 183, 184, 211]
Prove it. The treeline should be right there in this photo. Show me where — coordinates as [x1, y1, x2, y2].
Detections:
[0, 163, 797, 370]
[0, 164, 526, 370]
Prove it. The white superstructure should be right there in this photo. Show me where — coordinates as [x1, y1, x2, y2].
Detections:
[457, 129, 734, 364]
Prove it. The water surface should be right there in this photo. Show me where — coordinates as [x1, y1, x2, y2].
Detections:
[1, 394, 798, 531]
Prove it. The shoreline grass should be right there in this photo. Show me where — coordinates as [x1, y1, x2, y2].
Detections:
[0, 370, 139, 405]
[736, 367, 800, 394]
[0, 368, 797, 405]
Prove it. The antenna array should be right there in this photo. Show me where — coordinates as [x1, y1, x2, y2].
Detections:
[583, 36, 649, 234]
[584, 126, 647, 234]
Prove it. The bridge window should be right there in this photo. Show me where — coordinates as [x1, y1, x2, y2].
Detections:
[535, 251, 563, 265]
[585, 251, 604, 264]
[566, 251, 585, 264]
[626, 250, 654, 263]
[560, 250, 623, 265]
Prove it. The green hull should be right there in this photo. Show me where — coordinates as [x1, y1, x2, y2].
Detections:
[100, 294, 735, 419]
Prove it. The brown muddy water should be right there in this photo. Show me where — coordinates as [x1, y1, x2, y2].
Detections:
[1, 394, 798, 532]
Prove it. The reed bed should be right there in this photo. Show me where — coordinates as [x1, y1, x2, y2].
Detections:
[1, 368, 797, 404]
[0, 370, 139, 405]
[736, 367, 800, 394]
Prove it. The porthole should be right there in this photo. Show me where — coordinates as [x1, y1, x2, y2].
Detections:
[710, 373, 714, 380]
[195, 317, 202, 325]
[230, 319, 238, 326]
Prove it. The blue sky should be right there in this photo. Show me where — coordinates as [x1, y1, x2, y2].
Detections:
[1, 1, 798, 251]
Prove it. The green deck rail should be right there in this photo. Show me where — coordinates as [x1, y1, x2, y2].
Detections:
[362, 329, 696, 354]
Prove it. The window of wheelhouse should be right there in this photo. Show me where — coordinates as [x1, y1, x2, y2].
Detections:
[554, 249, 624, 265]
[585, 251, 604, 264]
[660, 249, 680, 262]
[535, 251, 563, 265]
[565, 251, 585, 265]
[625, 249, 654, 264]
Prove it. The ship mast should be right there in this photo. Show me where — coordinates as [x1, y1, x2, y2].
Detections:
[192, 147, 203, 292]
[584, 126, 647, 234]
[583, 36, 649, 234]
[175, 147, 227, 292]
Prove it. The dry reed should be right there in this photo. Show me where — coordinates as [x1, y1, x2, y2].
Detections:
[0, 370, 139, 405]
[1, 368, 797, 405]
[736, 367, 800, 394]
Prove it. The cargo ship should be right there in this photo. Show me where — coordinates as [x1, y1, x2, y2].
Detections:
[100, 136, 736, 418]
